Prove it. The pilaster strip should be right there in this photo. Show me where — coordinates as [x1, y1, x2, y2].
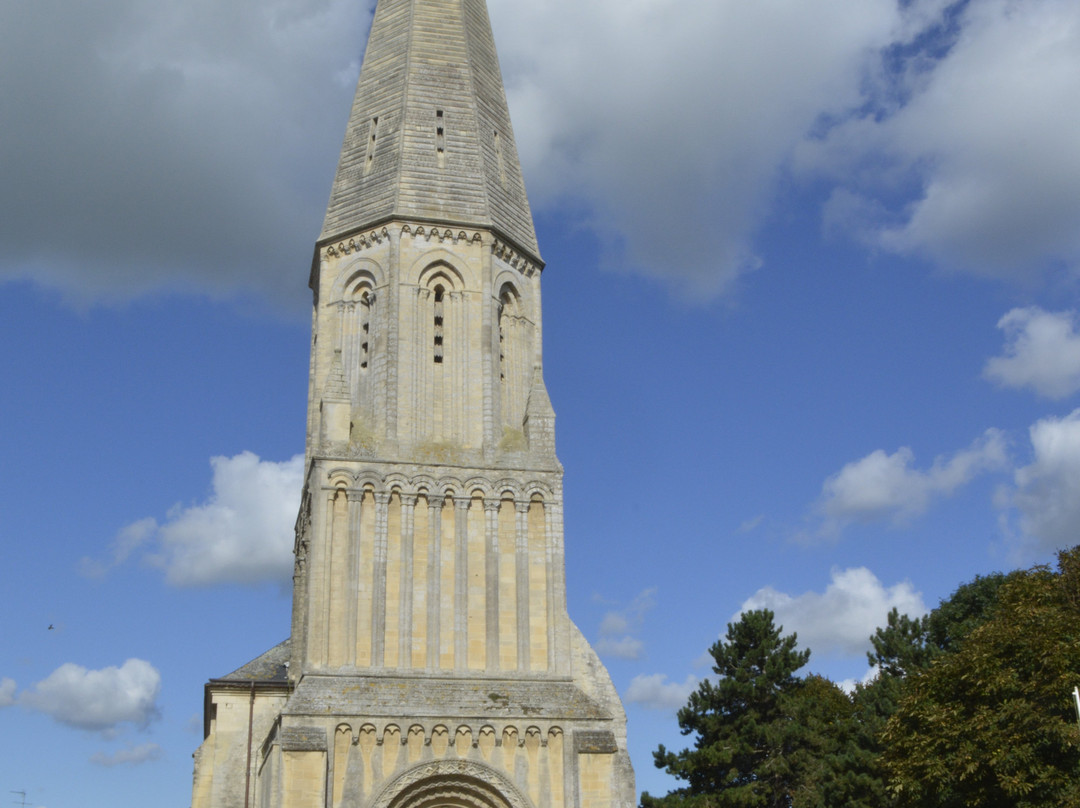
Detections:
[346, 489, 363, 666]
[454, 497, 470, 671]
[545, 499, 560, 674]
[515, 500, 531, 671]
[426, 497, 443, 670]
[372, 491, 391, 667]
[400, 493, 417, 667]
[484, 498, 501, 671]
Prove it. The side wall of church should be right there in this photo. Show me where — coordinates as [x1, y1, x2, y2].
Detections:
[192, 688, 290, 808]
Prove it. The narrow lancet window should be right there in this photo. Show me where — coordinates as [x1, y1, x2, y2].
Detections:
[365, 117, 379, 174]
[436, 110, 446, 168]
[494, 130, 506, 185]
[360, 291, 371, 370]
[433, 286, 444, 363]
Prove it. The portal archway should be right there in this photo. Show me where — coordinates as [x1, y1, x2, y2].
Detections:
[371, 760, 532, 808]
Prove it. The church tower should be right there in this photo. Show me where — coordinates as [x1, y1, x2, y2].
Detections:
[191, 2, 634, 808]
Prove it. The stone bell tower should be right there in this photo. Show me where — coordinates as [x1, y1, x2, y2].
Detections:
[191, 1, 634, 807]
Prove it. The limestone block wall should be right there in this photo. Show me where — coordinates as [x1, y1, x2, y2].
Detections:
[192, 687, 290, 808]
[293, 461, 569, 679]
[310, 223, 542, 460]
[259, 718, 629, 808]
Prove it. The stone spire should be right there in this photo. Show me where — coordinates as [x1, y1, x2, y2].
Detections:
[320, 0, 540, 261]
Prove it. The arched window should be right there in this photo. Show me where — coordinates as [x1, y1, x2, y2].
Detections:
[340, 273, 377, 401]
[497, 284, 528, 428]
[416, 263, 465, 444]
[433, 285, 445, 364]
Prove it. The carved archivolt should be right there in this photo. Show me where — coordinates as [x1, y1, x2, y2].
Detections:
[372, 760, 534, 808]
[491, 240, 540, 278]
[402, 225, 483, 247]
[319, 469, 556, 504]
[325, 228, 391, 258]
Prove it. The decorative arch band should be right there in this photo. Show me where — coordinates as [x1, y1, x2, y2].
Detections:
[371, 760, 534, 808]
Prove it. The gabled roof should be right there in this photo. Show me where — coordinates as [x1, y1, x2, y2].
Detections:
[319, 0, 540, 262]
[214, 638, 291, 684]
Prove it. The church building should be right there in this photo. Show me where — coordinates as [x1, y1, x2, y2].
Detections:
[190, 1, 634, 807]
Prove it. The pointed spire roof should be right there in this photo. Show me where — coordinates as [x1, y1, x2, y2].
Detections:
[320, 0, 540, 261]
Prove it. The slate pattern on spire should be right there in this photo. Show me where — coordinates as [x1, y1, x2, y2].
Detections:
[320, 0, 539, 260]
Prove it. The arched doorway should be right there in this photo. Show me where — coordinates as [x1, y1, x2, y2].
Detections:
[371, 760, 532, 808]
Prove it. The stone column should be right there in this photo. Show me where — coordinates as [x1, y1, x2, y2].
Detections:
[399, 493, 417, 667]
[515, 499, 531, 671]
[484, 497, 501, 671]
[372, 491, 391, 667]
[454, 496, 470, 671]
[546, 497, 563, 674]
[426, 496, 443, 670]
[346, 488, 364, 666]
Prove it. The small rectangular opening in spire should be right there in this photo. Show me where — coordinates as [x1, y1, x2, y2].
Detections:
[365, 116, 379, 174]
[436, 110, 446, 168]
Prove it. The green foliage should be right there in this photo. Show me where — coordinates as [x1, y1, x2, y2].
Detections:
[867, 607, 932, 679]
[643, 552, 1080, 808]
[884, 548, 1080, 807]
[924, 572, 1007, 654]
[646, 609, 815, 808]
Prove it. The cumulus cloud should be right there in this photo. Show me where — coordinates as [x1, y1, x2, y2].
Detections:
[985, 307, 1080, 399]
[5, 0, 1074, 305]
[594, 588, 656, 660]
[802, 0, 1080, 281]
[817, 428, 1008, 535]
[0, 0, 367, 307]
[84, 451, 301, 585]
[90, 743, 164, 767]
[739, 567, 927, 656]
[1001, 409, 1080, 555]
[0, 677, 16, 708]
[492, 0, 926, 296]
[625, 673, 699, 712]
[143, 452, 303, 587]
[19, 659, 161, 733]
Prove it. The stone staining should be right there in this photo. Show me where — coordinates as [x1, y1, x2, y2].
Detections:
[190, 1, 633, 808]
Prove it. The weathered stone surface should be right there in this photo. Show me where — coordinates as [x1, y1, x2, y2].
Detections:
[191, 2, 633, 807]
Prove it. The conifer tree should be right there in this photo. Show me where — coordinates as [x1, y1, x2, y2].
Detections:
[644, 609, 812, 808]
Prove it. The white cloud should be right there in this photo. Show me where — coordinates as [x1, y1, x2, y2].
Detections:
[492, 0, 919, 297]
[594, 588, 656, 660]
[739, 567, 927, 656]
[625, 673, 699, 712]
[80, 517, 159, 579]
[1002, 409, 1080, 555]
[0, 677, 16, 708]
[802, 0, 1080, 281]
[595, 636, 645, 661]
[144, 451, 303, 587]
[817, 428, 1007, 535]
[838, 666, 880, 694]
[19, 659, 161, 733]
[5, 0, 1074, 305]
[90, 743, 163, 767]
[0, 0, 369, 307]
[985, 307, 1080, 399]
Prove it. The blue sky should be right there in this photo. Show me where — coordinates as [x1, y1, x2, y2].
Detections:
[3, 0, 1080, 805]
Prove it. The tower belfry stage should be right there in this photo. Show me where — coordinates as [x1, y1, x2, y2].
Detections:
[190, 1, 634, 807]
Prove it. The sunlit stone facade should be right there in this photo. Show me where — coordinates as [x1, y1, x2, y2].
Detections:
[191, 2, 633, 807]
